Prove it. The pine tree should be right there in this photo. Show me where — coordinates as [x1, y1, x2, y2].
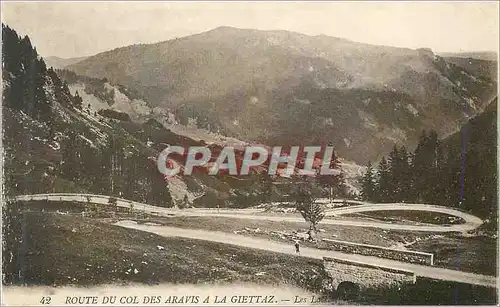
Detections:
[388, 145, 400, 202]
[398, 146, 412, 201]
[73, 91, 83, 109]
[60, 131, 82, 182]
[2, 25, 84, 121]
[426, 131, 441, 203]
[413, 130, 433, 202]
[105, 135, 125, 196]
[316, 147, 345, 200]
[146, 159, 173, 208]
[388, 145, 411, 202]
[406, 152, 417, 202]
[376, 156, 391, 202]
[440, 146, 461, 208]
[361, 161, 375, 201]
[260, 172, 274, 204]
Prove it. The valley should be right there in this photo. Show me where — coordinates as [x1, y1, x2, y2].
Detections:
[1, 14, 498, 305]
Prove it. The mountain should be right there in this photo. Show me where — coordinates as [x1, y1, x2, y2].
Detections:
[359, 96, 497, 229]
[442, 57, 497, 82]
[437, 51, 497, 62]
[56, 69, 154, 122]
[3, 24, 351, 208]
[440, 97, 497, 221]
[44, 56, 88, 69]
[66, 26, 497, 164]
[2, 24, 174, 206]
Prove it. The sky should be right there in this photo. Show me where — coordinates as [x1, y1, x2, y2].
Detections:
[1, 1, 499, 58]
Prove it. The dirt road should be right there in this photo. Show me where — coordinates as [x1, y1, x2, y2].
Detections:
[114, 220, 496, 288]
[14, 193, 483, 232]
[10, 193, 496, 288]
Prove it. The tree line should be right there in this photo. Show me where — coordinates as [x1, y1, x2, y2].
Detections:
[59, 132, 173, 207]
[361, 128, 497, 220]
[2, 24, 83, 120]
[2, 24, 174, 208]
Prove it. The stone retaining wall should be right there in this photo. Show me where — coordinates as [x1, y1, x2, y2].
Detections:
[322, 238, 434, 265]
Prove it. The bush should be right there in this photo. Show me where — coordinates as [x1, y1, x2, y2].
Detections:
[108, 197, 118, 211]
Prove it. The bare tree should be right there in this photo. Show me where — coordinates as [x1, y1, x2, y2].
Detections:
[294, 184, 325, 240]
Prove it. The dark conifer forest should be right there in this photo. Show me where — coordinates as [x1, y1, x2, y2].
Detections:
[361, 100, 497, 226]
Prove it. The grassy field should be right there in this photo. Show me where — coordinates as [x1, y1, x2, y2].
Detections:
[120, 215, 425, 247]
[3, 210, 329, 293]
[407, 235, 497, 276]
[2, 202, 497, 305]
[344, 210, 465, 225]
[8, 201, 497, 276]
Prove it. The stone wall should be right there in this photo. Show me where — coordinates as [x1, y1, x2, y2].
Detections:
[323, 256, 416, 290]
[322, 238, 434, 265]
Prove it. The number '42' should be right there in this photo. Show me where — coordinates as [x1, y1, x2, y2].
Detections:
[40, 297, 51, 305]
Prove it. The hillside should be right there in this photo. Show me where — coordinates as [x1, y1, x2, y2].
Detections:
[440, 97, 497, 220]
[2, 25, 176, 207]
[359, 97, 497, 229]
[438, 52, 497, 62]
[443, 57, 497, 82]
[2, 25, 204, 207]
[45, 56, 87, 69]
[66, 26, 497, 164]
[3, 24, 352, 208]
[56, 69, 153, 122]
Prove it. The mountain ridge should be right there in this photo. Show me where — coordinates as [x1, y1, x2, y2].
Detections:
[63, 26, 497, 164]
[45, 56, 88, 69]
[438, 51, 497, 62]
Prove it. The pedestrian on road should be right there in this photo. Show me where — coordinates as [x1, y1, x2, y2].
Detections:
[295, 241, 300, 254]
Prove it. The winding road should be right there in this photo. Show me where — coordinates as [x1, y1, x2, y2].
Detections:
[11, 193, 497, 288]
[14, 193, 484, 232]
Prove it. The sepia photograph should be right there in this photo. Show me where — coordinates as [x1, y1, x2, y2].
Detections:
[1, 1, 498, 305]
